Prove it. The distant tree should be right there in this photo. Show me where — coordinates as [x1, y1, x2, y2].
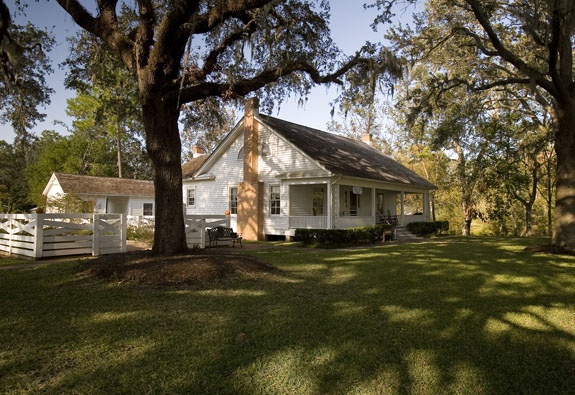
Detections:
[180, 97, 237, 158]
[57, 0, 401, 255]
[0, 140, 30, 212]
[66, 92, 151, 179]
[25, 131, 72, 207]
[0, 0, 54, 160]
[64, 30, 148, 178]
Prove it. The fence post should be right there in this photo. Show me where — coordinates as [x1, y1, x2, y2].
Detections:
[200, 218, 206, 249]
[92, 214, 100, 256]
[8, 214, 14, 255]
[33, 213, 45, 258]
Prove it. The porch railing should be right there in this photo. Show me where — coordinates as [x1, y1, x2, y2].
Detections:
[289, 216, 328, 229]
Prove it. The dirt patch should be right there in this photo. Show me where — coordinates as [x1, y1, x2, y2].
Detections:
[80, 250, 280, 286]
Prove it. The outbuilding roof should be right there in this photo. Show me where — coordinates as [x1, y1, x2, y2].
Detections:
[43, 173, 155, 197]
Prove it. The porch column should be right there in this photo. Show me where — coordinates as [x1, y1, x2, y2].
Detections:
[327, 182, 332, 229]
[400, 191, 405, 226]
[371, 188, 376, 223]
[423, 192, 430, 222]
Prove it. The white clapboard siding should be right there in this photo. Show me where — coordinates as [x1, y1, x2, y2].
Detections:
[182, 122, 328, 236]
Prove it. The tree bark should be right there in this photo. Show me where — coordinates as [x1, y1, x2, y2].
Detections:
[461, 202, 473, 236]
[552, 101, 575, 250]
[523, 204, 533, 237]
[141, 94, 187, 255]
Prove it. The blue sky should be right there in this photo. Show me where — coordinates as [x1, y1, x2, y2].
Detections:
[0, 1, 416, 144]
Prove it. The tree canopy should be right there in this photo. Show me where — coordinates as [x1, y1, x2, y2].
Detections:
[55, 0, 402, 254]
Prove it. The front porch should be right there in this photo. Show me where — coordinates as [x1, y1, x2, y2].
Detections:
[287, 183, 431, 230]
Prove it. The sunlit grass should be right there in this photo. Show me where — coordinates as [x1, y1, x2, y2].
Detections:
[1, 237, 574, 394]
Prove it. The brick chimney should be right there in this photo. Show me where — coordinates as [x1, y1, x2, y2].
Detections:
[237, 97, 264, 241]
[361, 133, 374, 146]
[243, 97, 259, 182]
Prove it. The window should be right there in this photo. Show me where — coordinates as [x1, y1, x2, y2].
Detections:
[187, 188, 195, 207]
[237, 143, 270, 159]
[229, 187, 238, 214]
[143, 203, 154, 216]
[270, 185, 281, 215]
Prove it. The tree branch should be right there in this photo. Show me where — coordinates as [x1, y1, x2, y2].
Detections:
[464, 0, 558, 97]
[452, 26, 498, 57]
[170, 53, 372, 104]
[188, 12, 258, 84]
[56, 0, 135, 70]
[191, 0, 273, 34]
[134, 0, 156, 70]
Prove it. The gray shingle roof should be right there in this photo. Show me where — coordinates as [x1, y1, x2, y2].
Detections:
[258, 115, 437, 189]
[52, 173, 154, 196]
[182, 155, 209, 178]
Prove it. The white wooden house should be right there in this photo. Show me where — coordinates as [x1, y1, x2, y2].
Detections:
[43, 172, 155, 219]
[182, 98, 437, 241]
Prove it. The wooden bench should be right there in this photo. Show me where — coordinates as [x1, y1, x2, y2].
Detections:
[207, 226, 242, 248]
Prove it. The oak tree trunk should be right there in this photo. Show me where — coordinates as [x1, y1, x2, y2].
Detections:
[141, 94, 187, 255]
[461, 201, 473, 236]
[523, 204, 533, 237]
[552, 101, 575, 251]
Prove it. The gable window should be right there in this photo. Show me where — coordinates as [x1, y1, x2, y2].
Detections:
[229, 187, 238, 214]
[237, 143, 270, 159]
[270, 185, 281, 215]
[143, 203, 154, 216]
[260, 142, 271, 157]
[187, 188, 195, 207]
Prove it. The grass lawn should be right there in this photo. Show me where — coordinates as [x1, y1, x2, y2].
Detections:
[0, 255, 35, 267]
[1, 237, 574, 394]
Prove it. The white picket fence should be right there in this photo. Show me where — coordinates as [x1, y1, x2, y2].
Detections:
[0, 213, 126, 258]
[184, 215, 230, 248]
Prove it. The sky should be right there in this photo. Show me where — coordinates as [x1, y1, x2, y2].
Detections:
[0, 1, 417, 144]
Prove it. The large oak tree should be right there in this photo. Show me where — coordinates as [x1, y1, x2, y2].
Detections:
[56, 0, 399, 255]
[456, 0, 575, 249]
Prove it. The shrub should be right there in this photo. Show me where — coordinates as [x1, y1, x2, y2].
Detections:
[407, 221, 449, 237]
[295, 224, 392, 246]
[127, 225, 154, 244]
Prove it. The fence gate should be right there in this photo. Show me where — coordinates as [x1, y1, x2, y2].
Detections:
[93, 214, 127, 256]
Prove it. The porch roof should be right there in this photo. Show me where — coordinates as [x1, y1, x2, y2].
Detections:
[259, 115, 437, 190]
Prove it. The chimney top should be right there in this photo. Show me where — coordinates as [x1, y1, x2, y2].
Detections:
[192, 145, 206, 158]
[361, 133, 373, 146]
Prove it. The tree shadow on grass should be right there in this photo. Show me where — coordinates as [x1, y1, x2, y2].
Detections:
[0, 238, 574, 394]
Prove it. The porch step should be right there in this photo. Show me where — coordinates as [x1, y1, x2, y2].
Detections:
[393, 226, 420, 243]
